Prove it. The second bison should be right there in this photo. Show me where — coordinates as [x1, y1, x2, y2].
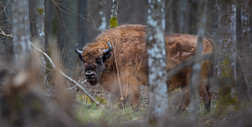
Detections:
[76, 24, 213, 111]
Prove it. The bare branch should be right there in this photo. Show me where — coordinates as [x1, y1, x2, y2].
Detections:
[29, 41, 99, 105]
[0, 27, 13, 39]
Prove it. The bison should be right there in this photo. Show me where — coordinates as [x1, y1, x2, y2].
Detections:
[76, 24, 213, 111]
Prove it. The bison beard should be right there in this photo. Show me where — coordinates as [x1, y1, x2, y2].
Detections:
[76, 24, 213, 112]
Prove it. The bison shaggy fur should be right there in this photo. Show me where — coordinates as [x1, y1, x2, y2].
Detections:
[78, 24, 213, 111]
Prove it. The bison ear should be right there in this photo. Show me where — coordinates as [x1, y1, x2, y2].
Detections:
[102, 52, 112, 62]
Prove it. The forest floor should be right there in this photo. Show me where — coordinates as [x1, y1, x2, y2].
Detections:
[70, 72, 252, 127]
[73, 83, 247, 127]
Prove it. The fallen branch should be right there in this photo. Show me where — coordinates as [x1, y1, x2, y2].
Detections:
[29, 41, 99, 105]
[167, 53, 213, 81]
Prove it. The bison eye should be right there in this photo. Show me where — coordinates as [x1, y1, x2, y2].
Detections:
[96, 57, 102, 64]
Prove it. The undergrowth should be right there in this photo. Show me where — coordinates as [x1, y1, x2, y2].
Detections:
[75, 95, 146, 125]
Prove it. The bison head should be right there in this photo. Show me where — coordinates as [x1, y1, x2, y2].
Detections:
[76, 42, 112, 85]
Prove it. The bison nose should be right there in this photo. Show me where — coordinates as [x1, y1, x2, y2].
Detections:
[85, 71, 95, 79]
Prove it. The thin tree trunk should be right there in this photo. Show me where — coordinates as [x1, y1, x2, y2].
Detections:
[146, 0, 168, 122]
[45, 0, 55, 49]
[165, 0, 174, 33]
[11, 0, 31, 68]
[179, 0, 189, 33]
[29, 0, 46, 73]
[189, 0, 207, 122]
[77, 0, 88, 48]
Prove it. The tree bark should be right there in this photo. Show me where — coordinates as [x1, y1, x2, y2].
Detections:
[146, 0, 168, 122]
[236, 0, 252, 101]
[215, 0, 238, 115]
[29, 0, 46, 73]
[11, 0, 31, 68]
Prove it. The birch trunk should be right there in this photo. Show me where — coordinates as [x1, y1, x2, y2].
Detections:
[11, 0, 31, 68]
[189, 0, 207, 122]
[146, 0, 168, 122]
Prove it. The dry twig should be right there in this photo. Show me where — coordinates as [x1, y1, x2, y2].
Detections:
[0, 27, 13, 39]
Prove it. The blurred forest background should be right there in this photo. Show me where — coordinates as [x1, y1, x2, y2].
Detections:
[0, 0, 252, 127]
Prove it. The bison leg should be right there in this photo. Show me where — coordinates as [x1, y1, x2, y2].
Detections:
[178, 69, 192, 111]
[129, 86, 140, 107]
[179, 87, 190, 111]
[199, 80, 211, 112]
[199, 61, 212, 112]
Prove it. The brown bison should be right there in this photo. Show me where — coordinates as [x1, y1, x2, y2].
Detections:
[76, 24, 213, 111]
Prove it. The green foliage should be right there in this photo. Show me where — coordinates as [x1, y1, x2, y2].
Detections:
[76, 94, 92, 105]
[96, 96, 107, 104]
[110, 16, 118, 28]
[37, 8, 44, 15]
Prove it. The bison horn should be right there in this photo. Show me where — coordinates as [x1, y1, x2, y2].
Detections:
[103, 42, 112, 53]
[76, 49, 83, 55]
[75, 43, 83, 55]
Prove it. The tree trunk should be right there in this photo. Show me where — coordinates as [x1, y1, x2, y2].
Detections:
[56, 0, 78, 75]
[179, 0, 189, 33]
[11, 0, 31, 68]
[97, 0, 107, 32]
[29, 0, 46, 73]
[77, 0, 88, 48]
[189, 0, 207, 122]
[165, 0, 174, 33]
[215, 0, 238, 115]
[45, 0, 55, 49]
[146, 0, 168, 122]
[236, 0, 252, 101]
